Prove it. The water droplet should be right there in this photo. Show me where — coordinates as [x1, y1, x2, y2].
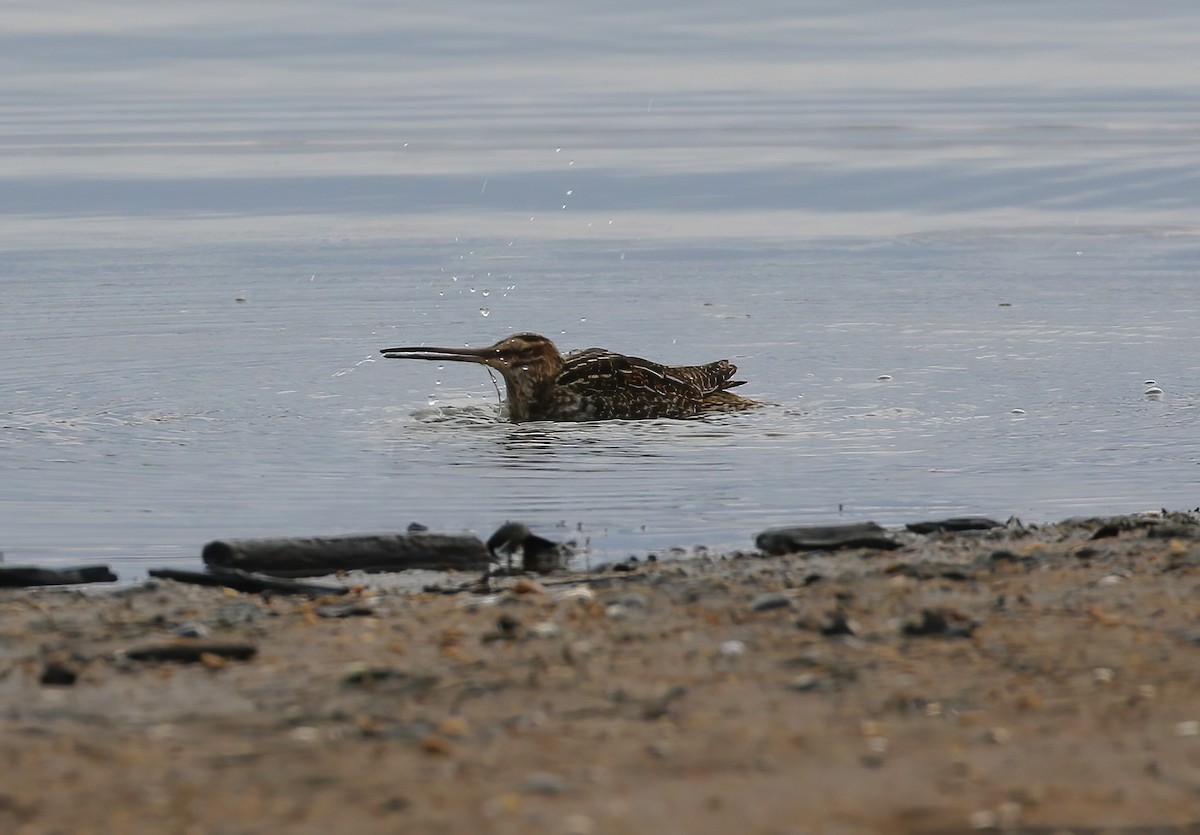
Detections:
[877, 374, 892, 381]
[427, 397, 439, 406]
[561, 204, 567, 209]
[555, 147, 562, 152]
[481, 289, 490, 297]
[469, 287, 476, 294]
[1144, 380, 1157, 387]
[1010, 408, 1026, 415]
[579, 317, 587, 323]
[450, 275, 458, 282]
[480, 307, 490, 317]
[566, 190, 573, 196]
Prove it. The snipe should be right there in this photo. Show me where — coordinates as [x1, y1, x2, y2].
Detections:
[379, 332, 757, 423]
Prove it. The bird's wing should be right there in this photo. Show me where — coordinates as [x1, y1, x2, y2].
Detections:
[560, 349, 735, 399]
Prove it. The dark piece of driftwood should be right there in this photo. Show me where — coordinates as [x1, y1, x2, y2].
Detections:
[202, 532, 490, 577]
[905, 517, 1004, 534]
[755, 522, 900, 555]
[0, 565, 117, 587]
[149, 567, 349, 596]
[123, 642, 257, 663]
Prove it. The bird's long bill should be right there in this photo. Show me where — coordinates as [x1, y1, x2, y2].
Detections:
[379, 344, 495, 365]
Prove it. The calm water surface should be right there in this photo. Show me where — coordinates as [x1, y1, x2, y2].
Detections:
[2, 2, 1199, 576]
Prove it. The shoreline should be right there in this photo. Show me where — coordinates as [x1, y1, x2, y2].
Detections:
[3, 510, 1200, 833]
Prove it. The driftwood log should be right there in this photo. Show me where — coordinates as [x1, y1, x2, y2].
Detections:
[149, 567, 349, 596]
[0, 565, 117, 587]
[755, 522, 901, 555]
[202, 532, 491, 577]
[123, 642, 257, 663]
[906, 516, 1003, 534]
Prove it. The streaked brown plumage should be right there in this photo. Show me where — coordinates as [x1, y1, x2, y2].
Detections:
[379, 332, 757, 423]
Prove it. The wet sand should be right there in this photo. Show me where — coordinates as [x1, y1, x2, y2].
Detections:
[3, 512, 1200, 834]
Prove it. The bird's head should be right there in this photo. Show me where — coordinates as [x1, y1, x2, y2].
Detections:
[380, 332, 565, 418]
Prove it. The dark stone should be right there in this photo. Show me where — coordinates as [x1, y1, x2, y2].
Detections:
[124, 642, 257, 663]
[905, 516, 1004, 534]
[315, 602, 375, 618]
[819, 611, 858, 637]
[902, 608, 979, 639]
[40, 662, 77, 686]
[891, 561, 975, 581]
[755, 522, 900, 555]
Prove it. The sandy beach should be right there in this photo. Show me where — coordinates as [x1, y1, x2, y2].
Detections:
[3, 512, 1200, 834]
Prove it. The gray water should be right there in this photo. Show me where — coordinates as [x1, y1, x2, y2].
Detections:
[3, 2, 1199, 576]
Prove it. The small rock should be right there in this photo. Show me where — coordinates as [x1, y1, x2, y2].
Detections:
[172, 622, 210, 638]
[902, 608, 978, 639]
[420, 734, 455, 755]
[749, 592, 792, 613]
[788, 673, 822, 692]
[819, 611, 858, 637]
[906, 516, 1003, 534]
[646, 740, 674, 759]
[562, 813, 595, 835]
[608, 591, 648, 609]
[512, 578, 547, 595]
[315, 602, 375, 619]
[984, 727, 1012, 745]
[1174, 720, 1199, 737]
[719, 640, 746, 656]
[968, 809, 997, 829]
[40, 662, 77, 687]
[531, 621, 561, 639]
[523, 771, 569, 795]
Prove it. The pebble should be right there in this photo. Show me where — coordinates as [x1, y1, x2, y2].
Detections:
[562, 813, 595, 835]
[512, 578, 548, 595]
[749, 592, 792, 613]
[558, 587, 594, 603]
[819, 611, 858, 637]
[172, 622, 210, 638]
[788, 673, 821, 692]
[288, 726, 323, 743]
[984, 727, 1012, 745]
[902, 608, 978, 638]
[40, 662, 77, 687]
[609, 592, 648, 609]
[718, 640, 746, 657]
[968, 809, 997, 829]
[1174, 720, 1199, 737]
[532, 621, 561, 639]
[1093, 667, 1115, 684]
[315, 602, 374, 619]
[524, 771, 569, 795]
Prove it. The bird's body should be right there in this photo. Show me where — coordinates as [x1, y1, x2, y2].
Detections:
[379, 332, 757, 423]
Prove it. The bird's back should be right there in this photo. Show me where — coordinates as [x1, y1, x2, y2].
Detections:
[555, 348, 755, 420]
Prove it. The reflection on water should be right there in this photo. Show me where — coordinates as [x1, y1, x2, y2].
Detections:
[3, 2, 1200, 576]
